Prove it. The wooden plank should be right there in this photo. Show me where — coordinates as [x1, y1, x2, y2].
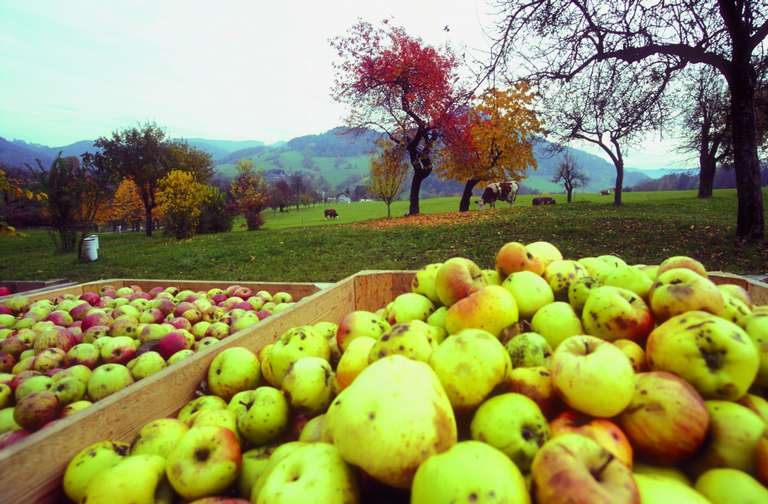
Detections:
[710, 271, 768, 305]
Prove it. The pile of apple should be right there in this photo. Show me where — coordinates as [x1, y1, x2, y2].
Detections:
[55, 242, 768, 503]
[0, 284, 296, 444]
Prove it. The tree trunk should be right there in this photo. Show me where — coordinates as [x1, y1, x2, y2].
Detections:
[729, 62, 765, 240]
[386, 202, 392, 218]
[408, 169, 429, 215]
[613, 163, 624, 206]
[145, 208, 153, 237]
[459, 178, 480, 212]
[567, 188, 573, 203]
[698, 152, 716, 198]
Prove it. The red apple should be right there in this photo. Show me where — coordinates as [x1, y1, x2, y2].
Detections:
[157, 332, 191, 360]
[550, 411, 633, 468]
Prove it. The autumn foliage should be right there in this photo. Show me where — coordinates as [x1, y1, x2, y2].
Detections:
[230, 160, 269, 230]
[368, 140, 408, 218]
[108, 179, 147, 226]
[156, 170, 207, 239]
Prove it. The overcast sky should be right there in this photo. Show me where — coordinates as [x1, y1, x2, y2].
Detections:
[0, 0, 691, 169]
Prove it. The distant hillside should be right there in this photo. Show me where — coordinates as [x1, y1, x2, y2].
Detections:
[632, 165, 768, 191]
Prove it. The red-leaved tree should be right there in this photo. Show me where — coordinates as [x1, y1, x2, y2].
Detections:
[331, 20, 467, 215]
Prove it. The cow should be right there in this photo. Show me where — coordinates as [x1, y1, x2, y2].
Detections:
[478, 181, 520, 208]
[532, 197, 556, 206]
[600, 189, 612, 196]
[324, 208, 339, 219]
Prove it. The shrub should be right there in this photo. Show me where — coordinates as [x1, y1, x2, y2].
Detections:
[197, 186, 235, 234]
[230, 161, 269, 230]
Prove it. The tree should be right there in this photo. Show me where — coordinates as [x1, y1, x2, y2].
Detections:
[490, 0, 768, 239]
[230, 161, 269, 230]
[438, 84, 541, 211]
[331, 20, 466, 215]
[166, 141, 214, 182]
[0, 165, 47, 236]
[110, 178, 148, 229]
[156, 170, 207, 239]
[288, 172, 305, 211]
[369, 140, 408, 217]
[269, 179, 293, 212]
[551, 153, 589, 202]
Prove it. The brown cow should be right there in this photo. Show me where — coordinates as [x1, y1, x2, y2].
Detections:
[324, 208, 339, 219]
[532, 197, 556, 206]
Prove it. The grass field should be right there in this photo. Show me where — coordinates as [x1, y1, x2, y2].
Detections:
[1, 189, 766, 284]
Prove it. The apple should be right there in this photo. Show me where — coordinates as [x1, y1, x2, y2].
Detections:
[369, 320, 437, 363]
[387, 292, 435, 325]
[633, 472, 708, 504]
[444, 285, 519, 338]
[335, 336, 376, 391]
[526, 241, 563, 268]
[13, 390, 60, 430]
[429, 329, 511, 411]
[33, 347, 67, 373]
[496, 241, 545, 277]
[718, 283, 753, 307]
[139, 323, 172, 343]
[410, 263, 442, 303]
[550, 411, 633, 468]
[507, 366, 562, 418]
[128, 351, 166, 380]
[551, 335, 635, 417]
[582, 286, 654, 342]
[169, 317, 192, 330]
[532, 434, 639, 504]
[299, 414, 326, 442]
[82, 453, 167, 504]
[738, 394, 768, 425]
[757, 436, 768, 486]
[505, 332, 553, 368]
[646, 311, 759, 400]
[695, 468, 768, 503]
[717, 292, 753, 329]
[237, 386, 289, 446]
[62, 400, 92, 416]
[649, 268, 724, 322]
[746, 313, 768, 388]
[237, 445, 276, 498]
[470, 392, 549, 472]
[168, 349, 194, 365]
[482, 269, 502, 285]
[226, 390, 260, 419]
[178, 395, 227, 423]
[502, 271, 555, 319]
[281, 356, 334, 414]
[613, 339, 646, 372]
[0, 407, 21, 434]
[45, 310, 73, 327]
[657, 255, 707, 277]
[52, 377, 86, 405]
[194, 337, 219, 352]
[604, 265, 654, 299]
[323, 355, 457, 489]
[63, 440, 130, 503]
[273, 292, 292, 304]
[83, 325, 111, 343]
[87, 363, 134, 401]
[205, 321, 230, 340]
[190, 409, 239, 439]
[14, 375, 53, 401]
[531, 302, 584, 348]
[269, 326, 330, 386]
[435, 257, 487, 307]
[66, 343, 99, 368]
[207, 347, 260, 401]
[157, 331, 192, 360]
[231, 311, 260, 333]
[0, 383, 10, 409]
[1, 295, 29, 313]
[411, 440, 529, 504]
[543, 259, 588, 301]
[100, 335, 138, 364]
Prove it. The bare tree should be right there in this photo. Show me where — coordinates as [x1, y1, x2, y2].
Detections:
[489, 0, 768, 239]
[551, 153, 589, 202]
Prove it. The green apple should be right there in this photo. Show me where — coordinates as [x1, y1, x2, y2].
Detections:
[0, 407, 21, 434]
[52, 377, 86, 405]
[128, 351, 167, 380]
[505, 332, 553, 368]
[192, 321, 212, 340]
[65, 343, 100, 369]
[543, 259, 588, 300]
[604, 265, 653, 299]
[237, 386, 289, 446]
[552, 335, 635, 417]
[231, 311, 260, 333]
[87, 364, 134, 401]
[444, 285, 519, 338]
[412, 441, 529, 504]
[411, 263, 442, 303]
[191, 408, 239, 439]
[62, 400, 92, 417]
[369, 320, 437, 363]
[227, 389, 260, 419]
[334, 336, 376, 391]
[63, 440, 130, 502]
[503, 271, 555, 319]
[482, 268, 502, 286]
[650, 268, 724, 322]
[269, 326, 330, 386]
[657, 255, 707, 277]
[0, 384, 11, 409]
[237, 445, 276, 498]
[471, 392, 549, 472]
[205, 321, 230, 340]
[646, 311, 759, 400]
[633, 472, 708, 503]
[281, 356, 334, 414]
[139, 323, 172, 343]
[167, 349, 194, 364]
[82, 454, 166, 504]
[177, 395, 227, 424]
[322, 355, 457, 489]
[718, 283, 753, 307]
[746, 313, 768, 388]
[15, 375, 54, 401]
[531, 301, 583, 348]
[335, 311, 390, 352]
[717, 292, 752, 328]
[131, 418, 189, 458]
[299, 414, 325, 442]
[582, 286, 654, 343]
[207, 347, 260, 401]
[166, 426, 242, 500]
[386, 292, 435, 324]
[428, 329, 510, 411]
[435, 257, 487, 307]
[695, 468, 768, 503]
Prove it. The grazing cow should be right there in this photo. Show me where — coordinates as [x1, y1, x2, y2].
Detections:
[478, 181, 520, 208]
[324, 208, 339, 219]
[532, 197, 556, 206]
[600, 189, 612, 196]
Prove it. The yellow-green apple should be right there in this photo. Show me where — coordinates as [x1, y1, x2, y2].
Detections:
[252, 443, 357, 503]
[641, 265, 659, 282]
[87, 363, 134, 401]
[82, 454, 166, 504]
[281, 356, 334, 414]
[269, 326, 330, 386]
[717, 292, 752, 328]
[192, 321, 211, 340]
[444, 285, 518, 338]
[66, 343, 99, 368]
[657, 255, 707, 277]
[247, 441, 308, 500]
[131, 418, 189, 458]
[334, 336, 376, 391]
[503, 271, 555, 319]
[205, 321, 229, 340]
[531, 302, 583, 348]
[230, 312, 260, 333]
[0, 407, 20, 434]
[52, 377, 86, 405]
[543, 259, 588, 301]
[139, 323, 172, 343]
[550, 411, 633, 468]
[273, 292, 292, 304]
[568, 276, 602, 314]
[633, 463, 691, 485]
[237, 386, 289, 446]
[551, 335, 635, 417]
[633, 472, 708, 504]
[387, 292, 435, 324]
[598, 254, 627, 269]
[482, 269, 502, 285]
[62, 400, 92, 416]
[226, 390, 260, 420]
[108, 315, 139, 338]
[33, 347, 67, 373]
[177, 395, 227, 423]
[13, 390, 59, 429]
[646, 311, 759, 400]
[578, 257, 617, 283]
[604, 265, 654, 299]
[138, 308, 165, 325]
[236, 445, 276, 498]
[649, 268, 724, 321]
[14, 374, 53, 401]
[63, 440, 130, 503]
[411, 263, 442, 303]
[718, 283, 753, 307]
[194, 337, 218, 352]
[532, 433, 639, 504]
[746, 313, 768, 388]
[100, 335, 138, 365]
[617, 371, 709, 464]
[435, 257, 487, 307]
[582, 286, 654, 343]
[368, 320, 437, 363]
[526, 241, 563, 268]
[471, 392, 549, 472]
[738, 394, 768, 426]
[613, 339, 646, 372]
[191, 409, 239, 439]
[168, 349, 194, 364]
[207, 347, 260, 401]
[757, 435, 768, 485]
[428, 329, 511, 411]
[505, 332, 553, 368]
[335, 311, 389, 353]
[0, 384, 10, 409]
[690, 400, 765, 476]
[496, 241, 545, 277]
[695, 468, 768, 503]
[166, 426, 242, 500]
[299, 414, 325, 442]
[322, 355, 457, 489]
[411, 441, 529, 504]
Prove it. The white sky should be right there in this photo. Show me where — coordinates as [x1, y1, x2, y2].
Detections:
[0, 0, 691, 169]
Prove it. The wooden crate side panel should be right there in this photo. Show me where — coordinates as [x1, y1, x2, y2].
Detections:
[353, 271, 414, 312]
[709, 272, 768, 305]
[0, 279, 355, 504]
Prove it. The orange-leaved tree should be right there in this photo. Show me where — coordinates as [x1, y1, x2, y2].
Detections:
[110, 178, 147, 228]
[368, 139, 408, 218]
[438, 83, 542, 211]
[156, 170, 207, 239]
[230, 159, 269, 230]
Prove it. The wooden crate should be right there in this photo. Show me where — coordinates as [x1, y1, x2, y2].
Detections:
[0, 270, 764, 503]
